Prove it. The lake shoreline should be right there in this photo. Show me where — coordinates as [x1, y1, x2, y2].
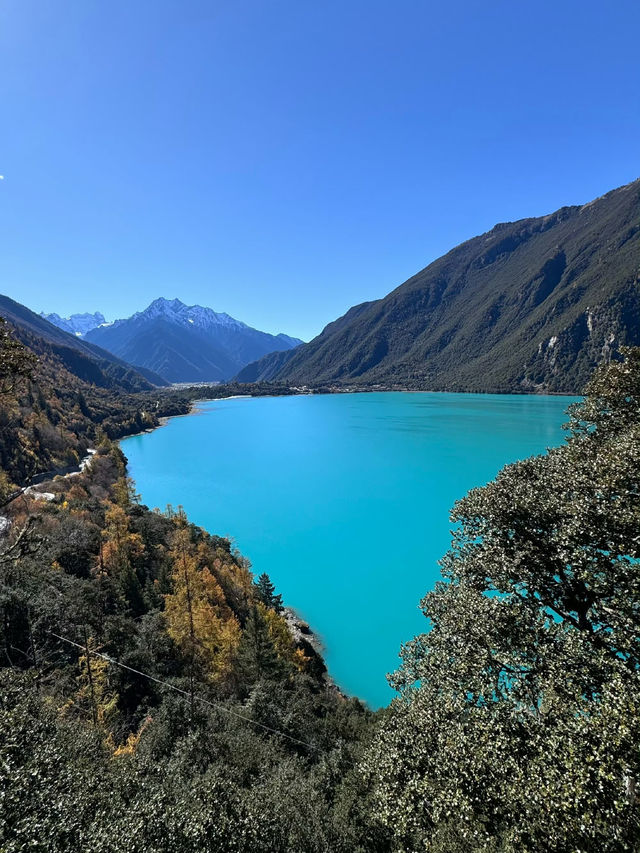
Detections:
[122, 385, 582, 442]
[119, 399, 354, 704]
[120, 384, 578, 443]
[120, 391, 574, 707]
[125, 384, 578, 445]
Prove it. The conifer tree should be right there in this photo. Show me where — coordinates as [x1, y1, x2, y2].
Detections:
[254, 572, 284, 612]
[0, 317, 36, 396]
[68, 633, 118, 732]
[236, 603, 286, 684]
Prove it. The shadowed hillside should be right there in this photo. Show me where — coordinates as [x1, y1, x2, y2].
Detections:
[243, 180, 640, 393]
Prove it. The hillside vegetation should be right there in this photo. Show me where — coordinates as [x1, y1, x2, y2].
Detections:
[0, 295, 169, 390]
[0, 322, 384, 852]
[244, 179, 640, 392]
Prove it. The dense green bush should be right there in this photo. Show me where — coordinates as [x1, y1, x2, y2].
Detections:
[365, 350, 640, 851]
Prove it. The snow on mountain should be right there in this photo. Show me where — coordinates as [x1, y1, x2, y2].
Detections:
[83, 297, 304, 383]
[42, 311, 106, 337]
[124, 297, 249, 332]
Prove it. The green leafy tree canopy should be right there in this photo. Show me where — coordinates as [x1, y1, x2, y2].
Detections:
[365, 348, 640, 852]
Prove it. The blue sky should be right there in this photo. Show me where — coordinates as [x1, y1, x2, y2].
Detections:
[0, 0, 638, 340]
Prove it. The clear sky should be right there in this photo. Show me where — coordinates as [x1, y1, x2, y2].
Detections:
[0, 0, 638, 341]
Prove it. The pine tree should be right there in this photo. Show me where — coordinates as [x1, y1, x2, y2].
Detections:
[254, 572, 284, 612]
[236, 603, 285, 684]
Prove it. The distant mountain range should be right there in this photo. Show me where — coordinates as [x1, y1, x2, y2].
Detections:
[78, 298, 303, 383]
[237, 179, 640, 393]
[0, 295, 168, 391]
[41, 311, 106, 337]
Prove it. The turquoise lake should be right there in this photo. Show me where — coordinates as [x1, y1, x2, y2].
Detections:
[121, 392, 576, 708]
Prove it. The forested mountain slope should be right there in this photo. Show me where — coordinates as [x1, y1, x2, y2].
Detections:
[235, 301, 376, 383]
[0, 310, 191, 491]
[234, 347, 298, 383]
[255, 179, 640, 392]
[0, 295, 303, 492]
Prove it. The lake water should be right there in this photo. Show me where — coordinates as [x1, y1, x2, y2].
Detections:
[121, 392, 575, 708]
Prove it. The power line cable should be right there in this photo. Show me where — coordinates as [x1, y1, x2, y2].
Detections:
[48, 631, 317, 752]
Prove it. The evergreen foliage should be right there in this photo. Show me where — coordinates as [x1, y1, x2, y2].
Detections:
[0, 316, 37, 396]
[255, 572, 284, 612]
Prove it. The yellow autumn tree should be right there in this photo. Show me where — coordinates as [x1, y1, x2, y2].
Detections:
[112, 715, 152, 758]
[60, 635, 118, 733]
[111, 475, 139, 509]
[99, 503, 145, 613]
[164, 526, 241, 684]
[210, 548, 254, 604]
[101, 504, 144, 572]
[262, 604, 310, 673]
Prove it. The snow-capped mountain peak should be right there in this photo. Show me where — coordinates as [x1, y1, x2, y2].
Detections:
[129, 298, 249, 332]
[77, 297, 303, 383]
[42, 311, 106, 337]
